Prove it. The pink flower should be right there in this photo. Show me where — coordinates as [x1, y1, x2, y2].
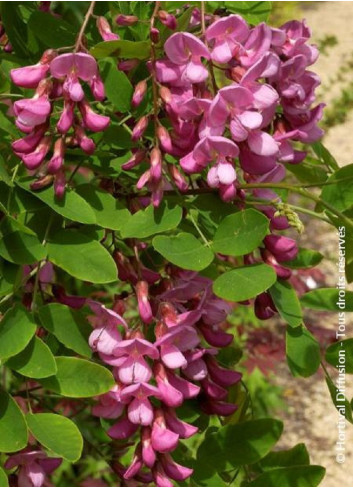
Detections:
[92, 385, 125, 419]
[163, 32, 210, 84]
[206, 14, 249, 64]
[151, 409, 179, 452]
[20, 135, 52, 170]
[160, 453, 193, 481]
[108, 416, 139, 439]
[163, 407, 198, 439]
[279, 20, 318, 64]
[12, 124, 47, 154]
[264, 234, 298, 262]
[155, 325, 200, 369]
[120, 382, 160, 426]
[13, 95, 51, 131]
[239, 23, 272, 67]
[5, 450, 62, 487]
[113, 337, 159, 384]
[10, 50, 56, 88]
[180, 136, 239, 174]
[50, 53, 98, 101]
[79, 100, 110, 132]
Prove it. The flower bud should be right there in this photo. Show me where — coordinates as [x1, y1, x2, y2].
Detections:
[96, 16, 119, 41]
[157, 126, 173, 153]
[57, 99, 74, 134]
[121, 149, 146, 170]
[254, 292, 277, 320]
[131, 115, 149, 142]
[115, 14, 138, 26]
[54, 170, 66, 199]
[159, 86, 172, 104]
[118, 59, 139, 72]
[47, 137, 65, 174]
[30, 174, 54, 190]
[90, 74, 106, 101]
[150, 148, 162, 183]
[75, 126, 96, 155]
[158, 10, 177, 30]
[136, 280, 153, 324]
[132, 80, 147, 108]
[150, 27, 160, 44]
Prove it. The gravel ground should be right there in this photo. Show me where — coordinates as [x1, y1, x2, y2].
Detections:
[271, 3, 353, 486]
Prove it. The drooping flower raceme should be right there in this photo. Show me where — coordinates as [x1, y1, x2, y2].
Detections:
[88, 269, 241, 487]
[10, 51, 110, 198]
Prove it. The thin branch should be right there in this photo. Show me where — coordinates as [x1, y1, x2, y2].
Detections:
[75, 1, 96, 52]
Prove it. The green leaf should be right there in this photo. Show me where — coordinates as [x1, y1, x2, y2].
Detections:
[91, 40, 151, 60]
[0, 391, 28, 453]
[38, 303, 92, 358]
[40, 357, 115, 398]
[0, 155, 12, 186]
[47, 230, 117, 284]
[283, 248, 323, 269]
[153, 232, 214, 271]
[76, 184, 130, 232]
[121, 202, 182, 239]
[0, 466, 8, 487]
[6, 337, 57, 379]
[213, 264, 277, 302]
[193, 418, 283, 484]
[286, 326, 320, 377]
[17, 178, 96, 225]
[326, 339, 353, 374]
[245, 465, 325, 487]
[301, 288, 353, 312]
[312, 141, 339, 170]
[224, 1, 272, 23]
[28, 11, 76, 48]
[26, 413, 83, 462]
[325, 373, 353, 423]
[0, 260, 21, 297]
[100, 59, 133, 111]
[0, 221, 47, 265]
[212, 209, 269, 256]
[0, 306, 37, 361]
[258, 444, 310, 470]
[269, 280, 303, 327]
[0, 2, 29, 57]
[321, 164, 353, 212]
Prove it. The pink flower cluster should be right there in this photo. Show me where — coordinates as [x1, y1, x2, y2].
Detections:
[88, 269, 241, 486]
[126, 15, 322, 218]
[10, 50, 110, 197]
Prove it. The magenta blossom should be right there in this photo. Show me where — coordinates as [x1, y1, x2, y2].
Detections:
[120, 382, 160, 426]
[50, 53, 98, 101]
[206, 14, 249, 64]
[155, 324, 200, 369]
[161, 32, 210, 84]
[5, 450, 62, 487]
[113, 337, 159, 384]
[180, 135, 239, 174]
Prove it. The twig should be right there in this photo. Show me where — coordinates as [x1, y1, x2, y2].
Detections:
[75, 1, 96, 52]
